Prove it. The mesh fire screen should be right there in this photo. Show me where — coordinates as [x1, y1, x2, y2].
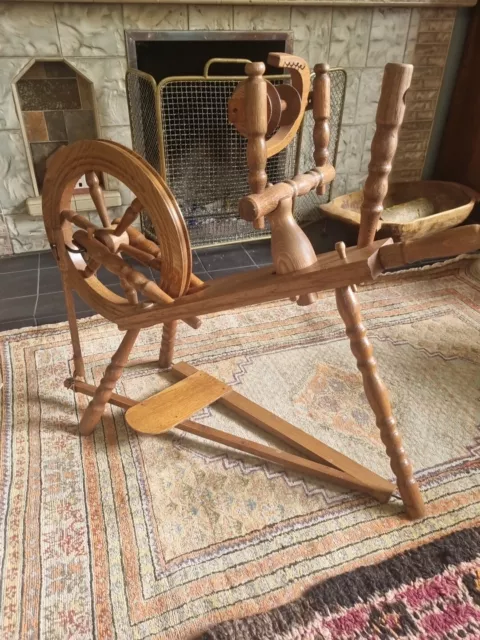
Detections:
[126, 65, 346, 248]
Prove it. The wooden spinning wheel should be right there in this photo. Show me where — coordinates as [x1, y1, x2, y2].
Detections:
[42, 54, 480, 522]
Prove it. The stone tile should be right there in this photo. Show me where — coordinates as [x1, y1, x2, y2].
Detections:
[0, 4, 60, 56]
[64, 110, 97, 142]
[359, 122, 376, 173]
[5, 213, 50, 254]
[0, 58, 30, 130]
[346, 173, 366, 192]
[0, 131, 34, 210]
[355, 67, 384, 125]
[123, 4, 187, 30]
[0, 318, 36, 332]
[55, 4, 125, 57]
[243, 240, 272, 266]
[0, 214, 13, 256]
[23, 111, 48, 143]
[341, 69, 361, 125]
[330, 174, 347, 199]
[17, 78, 81, 111]
[233, 6, 290, 31]
[189, 6, 233, 30]
[100, 126, 134, 205]
[44, 61, 76, 79]
[45, 111, 68, 142]
[335, 125, 367, 173]
[77, 75, 94, 110]
[413, 44, 450, 67]
[291, 8, 331, 68]
[30, 141, 65, 191]
[22, 62, 47, 80]
[367, 9, 410, 67]
[329, 9, 372, 68]
[67, 58, 128, 127]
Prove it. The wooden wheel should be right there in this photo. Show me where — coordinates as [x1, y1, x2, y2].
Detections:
[42, 139, 193, 325]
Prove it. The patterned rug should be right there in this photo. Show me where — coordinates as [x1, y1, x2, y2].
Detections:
[1, 258, 480, 639]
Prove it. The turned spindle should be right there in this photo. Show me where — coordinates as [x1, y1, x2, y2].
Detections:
[357, 63, 413, 248]
[245, 61, 268, 230]
[85, 171, 110, 228]
[114, 198, 143, 237]
[334, 259, 425, 520]
[313, 63, 330, 196]
[159, 321, 178, 369]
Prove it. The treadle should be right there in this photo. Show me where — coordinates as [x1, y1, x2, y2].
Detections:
[125, 370, 229, 434]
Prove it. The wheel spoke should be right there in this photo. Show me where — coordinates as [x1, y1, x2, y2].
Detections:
[61, 209, 99, 232]
[86, 171, 110, 227]
[114, 198, 143, 237]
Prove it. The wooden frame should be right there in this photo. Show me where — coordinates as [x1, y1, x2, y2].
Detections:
[42, 54, 480, 522]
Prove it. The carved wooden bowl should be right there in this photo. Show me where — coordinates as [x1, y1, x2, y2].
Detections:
[320, 180, 478, 241]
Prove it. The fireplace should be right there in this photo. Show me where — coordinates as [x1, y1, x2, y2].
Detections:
[0, 3, 463, 255]
[125, 30, 345, 247]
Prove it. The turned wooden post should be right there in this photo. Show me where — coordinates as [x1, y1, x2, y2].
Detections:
[85, 171, 110, 228]
[334, 244, 425, 519]
[245, 61, 268, 230]
[313, 63, 330, 196]
[159, 320, 178, 369]
[114, 198, 143, 237]
[79, 328, 140, 435]
[357, 64, 413, 248]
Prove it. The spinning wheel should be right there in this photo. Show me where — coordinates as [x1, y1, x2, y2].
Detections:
[42, 54, 480, 522]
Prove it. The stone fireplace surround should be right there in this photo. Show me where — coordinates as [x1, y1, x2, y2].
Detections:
[0, 1, 470, 256]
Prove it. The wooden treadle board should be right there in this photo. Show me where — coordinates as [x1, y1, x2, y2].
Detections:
[125, 371, 229, 434]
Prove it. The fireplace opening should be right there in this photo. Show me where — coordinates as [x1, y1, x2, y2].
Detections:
[125, 32, 345, 247]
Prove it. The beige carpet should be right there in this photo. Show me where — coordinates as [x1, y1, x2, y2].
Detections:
[1, 258, 479, 638]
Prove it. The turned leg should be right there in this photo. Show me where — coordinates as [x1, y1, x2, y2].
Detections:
[79, 329, 140, 436]
[159, 321, 178, 369]
[335, 284, 425, 520]
[55, 229, 85, 379]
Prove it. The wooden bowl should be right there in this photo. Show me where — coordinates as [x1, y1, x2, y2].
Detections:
[319, 181, 478, 241]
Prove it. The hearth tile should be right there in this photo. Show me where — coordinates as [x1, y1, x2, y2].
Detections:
[0, 292, 37, 323]
[329, 8, 372, 68]
[367, 8, 410, 67]
[0, 252, 39, 273]
[233, 6, 290, 31]
[189, 6, 233, 30]
[196, 245, 255, 272]
[0, 4, 60, 57]
[17, 78, 81, 111]
[23, 111, 48, 143]
[55, 4, 125, 57]
[0, 265, 38, 300]
[30, 142, 66, 191]
[208, 265, 257, 280]
[0, 58, 30, 129]
[45, 111, 67, 142]
[0, 132, 34, 209]
[38, 267, 63, 294]
[35, 290, 89, 318]
[64, 110, 96, 143]
[39, 251, 57, 269]
[123, 5, 187, 31]
[0, 317, 36, 332]
[292, 8, 331, 68]
[67, 58, 128, 127]
[36, 314, 68, 327]
[244, 241, 272, 266]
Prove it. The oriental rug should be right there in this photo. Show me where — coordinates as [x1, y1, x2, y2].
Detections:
[1, 258, 479, 639]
